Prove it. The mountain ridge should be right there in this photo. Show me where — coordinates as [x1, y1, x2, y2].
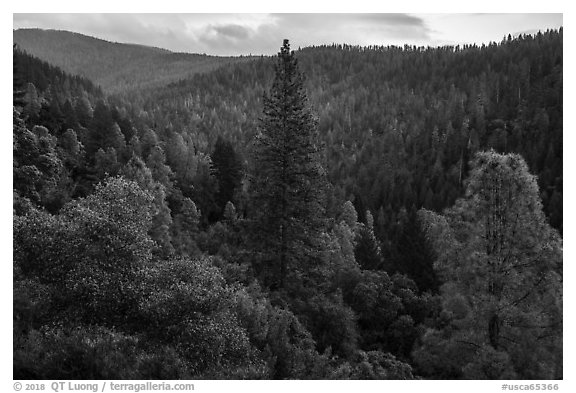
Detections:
[13, 28, 256, 93]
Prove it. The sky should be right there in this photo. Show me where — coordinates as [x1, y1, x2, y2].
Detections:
[12, 13, 563, 56]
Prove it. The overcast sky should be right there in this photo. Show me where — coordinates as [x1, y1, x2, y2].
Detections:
[13, 13, 563, 56]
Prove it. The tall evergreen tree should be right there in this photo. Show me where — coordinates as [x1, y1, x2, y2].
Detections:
[13, 45, 26, 108]
[211, 136, 243, 218]
[355, 212, 384, 271]
[391, 209, 439, 293]
[250, 39, 328, 292]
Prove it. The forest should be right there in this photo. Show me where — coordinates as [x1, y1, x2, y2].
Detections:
[13, 29, 563, 379]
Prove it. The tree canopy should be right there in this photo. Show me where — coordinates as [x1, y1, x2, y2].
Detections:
[13, 32, 562, 380]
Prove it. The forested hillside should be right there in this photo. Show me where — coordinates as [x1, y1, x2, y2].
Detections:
[13, 29, 256, 93]
[13, 31, 562, 380]
[122, 29, 563, 254]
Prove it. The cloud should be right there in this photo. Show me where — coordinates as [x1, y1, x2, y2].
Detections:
[13, 13, 432, 54]
[210, 24, 252, 40]
[13, 13, 562, 56]
[355, 13, 428, 26]
[252, 13, 433, 51]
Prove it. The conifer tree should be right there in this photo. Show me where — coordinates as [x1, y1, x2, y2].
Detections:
[391, 209, 439, 293]
[250, 39, 328, 291]
[211, 136, 243, 218]
[22, 83, 42, 122]
[416, 150, 562, 379]
[355, 211, 384, 271]
[146, 145, 174, 189]
[13, 45, 26, 109]
[171, 197, 201, 257]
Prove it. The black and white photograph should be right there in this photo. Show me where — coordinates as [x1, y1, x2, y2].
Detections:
[10, 4, 566, 386]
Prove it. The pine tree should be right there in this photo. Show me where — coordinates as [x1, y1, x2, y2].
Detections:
[250, 39, 328, 291]
[171, 197, 201, 257]
[94, 147, 120, 179]
[355, 215, 384, 271]
[74, 92, 94, 128]
[417, 150, 562, 379]
[22, 83, 42, 123]
[57, 129, 83, 168]
[211, 136, 243, 218]
[13, 113, 62, 209]
[146, 145, 173, 189]
[391, 209, 439, 293]
[13, 45, 26, 108]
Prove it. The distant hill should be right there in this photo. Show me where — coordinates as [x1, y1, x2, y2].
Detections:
[13, 28, 255, 93]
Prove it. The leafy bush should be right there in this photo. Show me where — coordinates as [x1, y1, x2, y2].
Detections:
[14, 326, 190, 379]
[330, 350, 415, 380]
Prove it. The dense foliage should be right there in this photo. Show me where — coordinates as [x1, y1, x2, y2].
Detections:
[414, 151, 562, 379]
[13, 31, 562, 379]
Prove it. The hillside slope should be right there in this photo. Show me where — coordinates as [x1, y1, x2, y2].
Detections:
[13, 28, 255, 93]
[130, 30, 562, 233]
